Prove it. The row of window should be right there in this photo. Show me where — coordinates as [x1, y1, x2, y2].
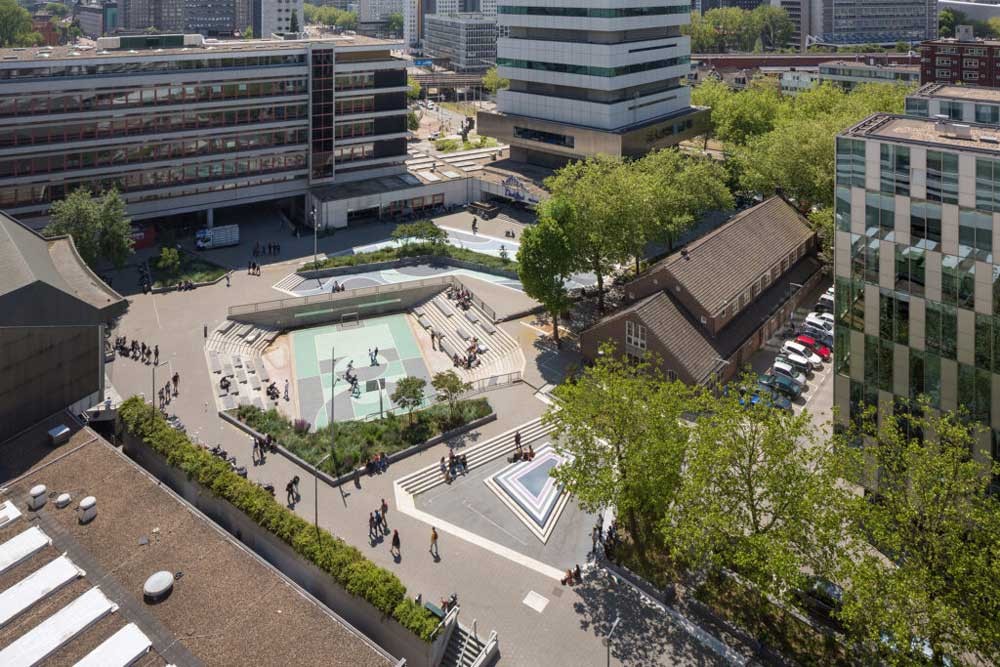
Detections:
[0, 79, 307, 117]
[0, 54, 307, 81]
[0, 152, 308, 208]
[0, 129, 307, 180]
[0, 104, 308, 148]
[495, 56, 689, 78]
[498, 5, 689, 17]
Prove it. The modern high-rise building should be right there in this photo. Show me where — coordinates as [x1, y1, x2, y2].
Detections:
[423, 13, 497, 71]
[121, 0, 185, 31]
[833, 87, 1000, 461]
[809, 0, 937, 46]
[477, 0, 704, 166]
[0, 33, 409, 229]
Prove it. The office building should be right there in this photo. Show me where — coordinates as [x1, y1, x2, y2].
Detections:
[424, 13, 496, 72]
[360, 0, 403, 23]
[252, 0, 305, 37]
[75, 1, 119, 37]
[582, 197, 822, 384]
[809, 0, 937, 46]
[121, 0, 185, 32]
[0, 33, 409, 228]
[904, 83, 1000, 124]
[478, 0, 704, 166]
[818, 60, 921, 90]
[185, 0, 240, 36]
[770, 0, 810, 50]
[833, 103, 1000, 457]
[919, 28, 1000, 86]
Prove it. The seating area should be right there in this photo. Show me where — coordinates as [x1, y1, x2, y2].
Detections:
[205, 319, 281, 412]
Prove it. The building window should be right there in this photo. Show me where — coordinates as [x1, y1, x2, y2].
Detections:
[895, 245, 925, 297]
[976, 158, 1000, 212]
[959, 208, 993, 262]
[925, 301, 957, 360]
[940, 100, 963, 119]
[977, 104, 1000, 124]
[936, 69, 952, 79]
[964, 72, 981, 81]
[625, 320, 647, 351]
[963, 58, 981, 69]
[880, 143, 910, 196]
[905, 98, 928, 117]
[866, 191, 895, 240]
[926, 150, 959, 204]
[836, 137, 866, 188]
[836, 186, 851, 232]
[666, 369, 677, 381]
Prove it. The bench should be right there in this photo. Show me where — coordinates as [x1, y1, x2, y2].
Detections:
[414, 306, 425, 318]
[222, 362, 235, 377]
[236, 366, 248, 384]
[434, 300, 453, 317]
[245, 330, 260, 344]
[216, 320, 236, 335]
[209, 354, 223, 374]
[236, 324, 254, 338]
[249, 373, 261, 390]
[253, 397, 265, 410]
[456, 327, 471, 341]
[418, 315, 432, 330]
[262, 330, 279, 344]
[232, 355, 243, 368]
[479, 320, 496, 335]
[424, 602, 446, 620]
[221, 395, 237, 411]
[440, 338, 457, 358]
[464, 311, 479, 324]
[255, 358, 270, 382]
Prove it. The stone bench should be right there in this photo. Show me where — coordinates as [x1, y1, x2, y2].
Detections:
[464, 311, 479, 324]
[209, 354, 222, 374]
[456, 327, 471, 341]
[479, 320, 496, 335]
[434, 300, 453, 317]
[418, 315, 432, 330]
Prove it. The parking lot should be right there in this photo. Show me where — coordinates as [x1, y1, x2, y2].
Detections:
[746, 280, 835, 431]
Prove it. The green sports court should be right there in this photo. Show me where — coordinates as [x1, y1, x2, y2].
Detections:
[292, 313, 432, 427]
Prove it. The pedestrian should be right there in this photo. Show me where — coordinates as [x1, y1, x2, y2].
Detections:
[369, 512, 377, 541]
[154, 345, 159, 364]
[172, 372, 180, 395]
[381, 497, 389, 524]
[368, 347, 372, 365]
[292, 475, 300, 499]
[374, 509, 382, 535]
[373, 346, 379, 365]
[225, 273, 231, 287]
[284, 379, 290, 401]
[591, 525, 601, 554]
[248, 260, 252, 274]
[430, 526, 439, 559]
[286, 480, 296, 506]
[391, 529, 401, 558]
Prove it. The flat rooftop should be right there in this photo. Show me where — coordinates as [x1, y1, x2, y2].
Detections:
[844, 113, 1000, 153]
[819, 60, 919, 71]
[910, 82, 1000, 104]
[0, 36, 400, 62]
[0, 414, 395, 667]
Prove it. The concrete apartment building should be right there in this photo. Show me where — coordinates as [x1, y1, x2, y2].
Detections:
[833, 97, 1000, 460]
[919, 27, 1000, 86]
[477, 0, 704, 166]
[423, 13, 497, 72]
[818, 60, 921, 90]
[0, 33, 409, 229]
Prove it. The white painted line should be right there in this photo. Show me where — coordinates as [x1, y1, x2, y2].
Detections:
[522, 590, 549, 613]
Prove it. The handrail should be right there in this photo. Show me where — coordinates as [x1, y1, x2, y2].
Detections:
[470, 630, 498, 667]
[432, 604, 460, 639]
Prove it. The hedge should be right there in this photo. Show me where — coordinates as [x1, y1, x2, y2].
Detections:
[302, 241, 518, 273]
[234, 399, 493, 473]
[118, 397, 440, 641]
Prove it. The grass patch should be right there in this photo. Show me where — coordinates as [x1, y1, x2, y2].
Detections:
[118, 397, 440, 641]
[694, 573, 850, 666]
[302, 241, 517, 273]
[234, 398, 493, 473]
[434, 135, 499, 153]
[152, 252, 227, 288]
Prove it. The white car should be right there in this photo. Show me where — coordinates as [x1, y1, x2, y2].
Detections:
[772, 361, 807, 387]
[782, 341, 822, 366]
[805, 313, 834, 333]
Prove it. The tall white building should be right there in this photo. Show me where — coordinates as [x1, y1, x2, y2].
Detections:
[478, 0, 704, 165]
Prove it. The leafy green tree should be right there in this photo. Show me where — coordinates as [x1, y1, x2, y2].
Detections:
[44, 2, 68, 16]
[431, 371, 470, 423]
[834, 404, 1000, 666]
[692, 77, 734, 147]
[895, 40, 909, 52]
[157, 246, 181, 276]
[481, 66, 510, 93]
[0, 0, 38, 47]
[547, 345, 698, 557]
[44, 188, 133, 270]
[751, 4, 793, 49]
[712, 77, 786, 146]
[391, 376, 426, 424]
[407, 76, 422, 101]
[244, 25, 253, 39]
[806, 207, 834, 264]
[661, 374, 845, 600]
[386, 11, 404, 34]
[391, 220, 446, 246]
[407, 110, 420, 131]
[517, 218, 573, 348]
[289, 8, 299, 31]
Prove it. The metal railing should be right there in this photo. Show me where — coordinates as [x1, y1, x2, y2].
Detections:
[461, 372, 522, 398]
[470, 631, 498, 667]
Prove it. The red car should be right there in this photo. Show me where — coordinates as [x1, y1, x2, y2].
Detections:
[795, 334, 831, 362]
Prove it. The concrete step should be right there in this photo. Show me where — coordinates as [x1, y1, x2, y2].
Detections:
[273, 273, 305, 293]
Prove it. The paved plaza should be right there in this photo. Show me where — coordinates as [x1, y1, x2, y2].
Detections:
[292, 314, 431, 426]
[103, 214, 774, 666]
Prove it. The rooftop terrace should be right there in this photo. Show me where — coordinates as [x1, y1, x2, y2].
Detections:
[843, 113, 1000, 153]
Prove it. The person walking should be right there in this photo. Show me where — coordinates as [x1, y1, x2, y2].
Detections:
[153, 345, 159, 364]
[380, 498, 389, 527]
[429, 527, 439, 559]
[369, 513, 377, 541]
[374, 509, 382, 536]
[172, 372, 180, 396]
[225, 273, 231, 287]
[291, 475, 300, 500]
[284, 379, 290, 401]
[391, 529, 401, 558]
[286, 480, 296, 506]
[591, 525, 601, 555]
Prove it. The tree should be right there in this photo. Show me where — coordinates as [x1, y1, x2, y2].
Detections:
[547, 345, 697, 557]
[45, 188, 134, 270]
[244, 25, 253, 39]
[391, 376, 425, 424]
[834, 404, 1000, 666]
[157, 246, 181, 276]
[289, 8, 300, 31]
[386, 11, 403, 35]
[691, 77, 734, 147]
[407, 110, 420, 131]
[391, 220, 446, 246]
[44, 2, 68, 16]
[895, 40, 910, 53]
[407, 76, 422, 101]
[431, 371, 470, 423]
[517, 218, 574, 348]
[807, 207, 834, 264]
[481, 66, 509, 93]
[661, 374, 845, 600]
[712, 76, 786, 146]
[0, 0, 38, 47]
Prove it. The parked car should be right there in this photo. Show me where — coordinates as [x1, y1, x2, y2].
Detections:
[800, 324, 834, 348]
[805, 312, 834, 333]
[781, 340, 822, 366]
[772, 361, 807, 387]
[759, 373, 803, 400]
[796, 576, 844, 628]
[755, 384, 793, 411]
[815, 292, 835, 313]
[775, 353, 813, 377]
[795, 334, 831, 362]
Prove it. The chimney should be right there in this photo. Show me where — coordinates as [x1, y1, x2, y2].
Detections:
[956, 25, 974, 42]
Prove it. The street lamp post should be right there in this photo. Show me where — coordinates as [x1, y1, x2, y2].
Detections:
[311, 205, 318, 266]
[603, 615, 620, 667]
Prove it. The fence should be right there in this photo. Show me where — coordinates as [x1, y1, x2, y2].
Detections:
[461, 372, 522, 397]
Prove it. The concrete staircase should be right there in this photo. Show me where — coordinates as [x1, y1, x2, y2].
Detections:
[207, 320, 279, 359]
[273, 273, 306, 295]
[440, 624, 487, 667]
[416, 294, 524, 383]
[396, 417, 551, 497]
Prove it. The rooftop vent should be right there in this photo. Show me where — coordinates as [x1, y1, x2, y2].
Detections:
[956, 24, 975, 42]
[77, 496, 96, 524]
[143, 571, 175, 603]
[27, 485, 47, 511]
[55, 493, 71, 509]
[937, 121, 972, 140]
[982, 135, 1000, 144]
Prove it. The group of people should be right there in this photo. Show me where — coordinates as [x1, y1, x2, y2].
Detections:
[439, 449, 469, 483]
[265, 380, 288, 402]
[365, 452, 390, 476]
[174, 280, 197, 291]
[252, 433, 275, 464]
[560, 564, 583, 586]
[368, 498, 390, 542]
[330, 280, 347, 293]
[507, 431, 535, 463]
[447, 286, 473, 311]
[367, 347, 380, 366]
[116, 337, 159, 365]
[343, 361, 362, 397]
[590, 516, 621, 561]
[254, 240, 281, 257]
[247, 261, 263, 276]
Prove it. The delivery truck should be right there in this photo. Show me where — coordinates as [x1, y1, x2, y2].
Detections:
[195, 224, 240, 250]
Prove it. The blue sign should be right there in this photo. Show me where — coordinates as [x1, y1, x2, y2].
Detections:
[414, 59, 433, 67]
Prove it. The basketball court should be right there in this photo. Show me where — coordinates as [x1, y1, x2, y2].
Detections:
[291, 313, 432, 428]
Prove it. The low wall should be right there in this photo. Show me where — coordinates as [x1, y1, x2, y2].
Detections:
[297, 255, 519, 282]
[121, 432, 447, 667]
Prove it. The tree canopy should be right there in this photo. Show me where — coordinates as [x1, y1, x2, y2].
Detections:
[44, 188, 134, 270]
[481, 66, 510, 94]
[685, 5, 794, 53]
[391, 376, 426, 424]
[0, 0, 41, 47]
[516, 217, 574, 348]
[303, 3, 357, 30]
[386, 11, 404, 35]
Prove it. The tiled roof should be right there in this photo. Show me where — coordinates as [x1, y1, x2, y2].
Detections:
[649, 197, 815, 316]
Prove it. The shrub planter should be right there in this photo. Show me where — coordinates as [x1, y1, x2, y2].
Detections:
[151, 270, 230, 294]
[298, 255, 519, 282]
